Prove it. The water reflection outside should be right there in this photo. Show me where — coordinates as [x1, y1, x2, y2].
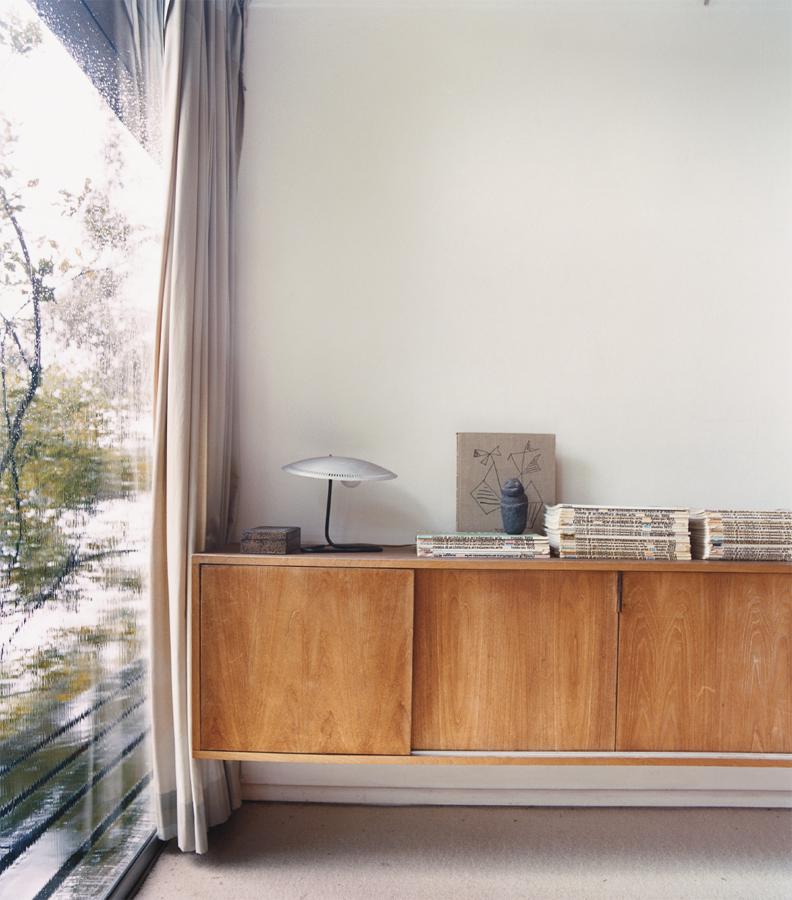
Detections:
[1, 500, 152, 899]
[0, 2, 159, 896]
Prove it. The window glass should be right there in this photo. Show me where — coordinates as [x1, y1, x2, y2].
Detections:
[0, 1, 160, 896]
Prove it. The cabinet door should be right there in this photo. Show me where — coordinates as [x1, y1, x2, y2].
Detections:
[616, 572, 792, 752]
[411, 569, 619, 751]
[197, 565, 414, 755]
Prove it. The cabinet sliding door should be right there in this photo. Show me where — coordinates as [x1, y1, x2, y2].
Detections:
[197, 565, 414, 756]
[616, 572, 792, 753]
[412, 569, 619, 751]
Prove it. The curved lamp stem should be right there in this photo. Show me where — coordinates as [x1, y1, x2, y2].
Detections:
[301, 479, 383, 553]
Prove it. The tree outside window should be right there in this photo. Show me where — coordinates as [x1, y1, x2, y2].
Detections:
[0, 1, 160, 896]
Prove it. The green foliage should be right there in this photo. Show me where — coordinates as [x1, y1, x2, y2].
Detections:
[0, 9, 41, 56]
[0, 367, 139, 611]
[22, 370, 124, 507]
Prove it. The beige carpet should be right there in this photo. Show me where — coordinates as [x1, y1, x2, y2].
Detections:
[134, 802, 791, 900]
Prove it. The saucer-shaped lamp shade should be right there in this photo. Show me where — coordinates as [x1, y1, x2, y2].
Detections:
[282, 456, 396, 483]
[282, 456, 396, 552]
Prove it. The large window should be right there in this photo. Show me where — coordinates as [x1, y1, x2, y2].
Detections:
[0, 1, 160, 896]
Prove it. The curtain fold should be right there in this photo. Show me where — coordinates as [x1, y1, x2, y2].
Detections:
[150, 0, 245, 854]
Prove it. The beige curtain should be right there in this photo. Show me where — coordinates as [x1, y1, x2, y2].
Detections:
[150, 0, 246, 854]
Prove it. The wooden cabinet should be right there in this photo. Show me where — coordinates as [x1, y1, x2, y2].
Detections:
[192, 550, 791, 766]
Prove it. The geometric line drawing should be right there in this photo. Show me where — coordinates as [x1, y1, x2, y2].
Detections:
[470, 460, 502, 515]
[469, 445, 546, 522]
[508, 441, 542, 480]
[473, 446, 501, 467]
[457, 433, 555, 534]
[523, 480, 544, 532]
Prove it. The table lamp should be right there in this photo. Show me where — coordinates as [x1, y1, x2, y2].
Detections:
[282, 455, 396, 552]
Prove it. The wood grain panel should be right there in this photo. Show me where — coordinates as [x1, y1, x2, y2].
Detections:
[411, 569, 619, 751]
[197, 565, 413, 755]
[616, 573, 792, 752]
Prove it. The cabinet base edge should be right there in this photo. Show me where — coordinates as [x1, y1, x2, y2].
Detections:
[195, 749, 792, 767]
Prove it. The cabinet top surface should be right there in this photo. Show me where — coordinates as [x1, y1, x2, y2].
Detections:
[192, 545, 792, 574]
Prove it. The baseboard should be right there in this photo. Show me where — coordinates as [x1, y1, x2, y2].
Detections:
[240, 782, 791, 808]
[239, 759, 792, 808]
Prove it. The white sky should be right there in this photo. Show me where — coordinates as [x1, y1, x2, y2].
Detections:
[0, 0, 162, 316]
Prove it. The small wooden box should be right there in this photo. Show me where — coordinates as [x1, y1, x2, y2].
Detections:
[240, 526, 301, 555]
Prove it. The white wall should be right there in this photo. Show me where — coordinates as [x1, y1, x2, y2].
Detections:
[235, 0, 792, 547]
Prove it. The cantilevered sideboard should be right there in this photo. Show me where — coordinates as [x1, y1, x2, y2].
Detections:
[191, 547, 791, 795]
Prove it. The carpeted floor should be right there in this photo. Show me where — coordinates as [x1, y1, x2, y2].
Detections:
[133, 802, 792, 900]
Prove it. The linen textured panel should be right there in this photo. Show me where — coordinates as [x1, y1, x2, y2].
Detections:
[151, 0, 245, 854]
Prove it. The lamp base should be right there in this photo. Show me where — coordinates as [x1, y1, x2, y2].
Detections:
[301, 542, 383, 553]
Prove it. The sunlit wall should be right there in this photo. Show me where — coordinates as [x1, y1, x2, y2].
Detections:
[236, 0, 792, 547]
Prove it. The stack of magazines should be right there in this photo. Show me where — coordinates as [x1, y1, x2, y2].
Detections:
[544, 504, 691, 559]
[690, 509, 792, 560]
[416, 533, 550, 558]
